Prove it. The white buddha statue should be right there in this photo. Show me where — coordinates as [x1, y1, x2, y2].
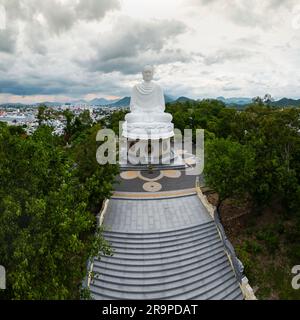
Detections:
[122, 65, 174, 140]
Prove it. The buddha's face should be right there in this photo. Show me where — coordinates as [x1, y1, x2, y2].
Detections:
[142, 66, 154, 82]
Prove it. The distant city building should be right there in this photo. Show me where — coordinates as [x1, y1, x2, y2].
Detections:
[0, 104, 123, 135]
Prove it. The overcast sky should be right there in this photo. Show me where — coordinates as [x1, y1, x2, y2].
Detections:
[0, 0, 300, 103]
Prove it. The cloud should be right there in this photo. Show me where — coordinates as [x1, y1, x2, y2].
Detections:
[85, 48, 191, 75]
[0, 77, 77, 96]
[186, 0, 298, 28]
[0, 64, 131, 98]
[0, 0, 120, 35]
[34, 0, 120, 34]
[0, 0, 121, 57]
[222, 86, 242, 92]
[0, 0, 26, 20]
[0, 25, 17, 53]
[0, 4, 191, 98]
[76, 0, 120, 21]
[199, 48, 256, 65]
[80, 17, 189, 74]
[267, 0, 296, 9]
[37, 1, 76, 35]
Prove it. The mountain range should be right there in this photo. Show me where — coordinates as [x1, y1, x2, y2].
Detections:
[1, 96, 300, 108]
[270, 98, 300, 107]
[216, 97, 253, 105]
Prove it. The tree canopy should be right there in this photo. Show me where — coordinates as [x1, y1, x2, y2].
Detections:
[0, 114, 118, 299]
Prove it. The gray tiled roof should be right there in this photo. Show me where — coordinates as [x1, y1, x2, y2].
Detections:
[89, 195, 243, 300]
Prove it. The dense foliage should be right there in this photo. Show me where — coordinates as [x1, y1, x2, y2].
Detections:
[0, 112, 118, 299]
[167, 99, 300, 212]
[100, 109, 129, 136]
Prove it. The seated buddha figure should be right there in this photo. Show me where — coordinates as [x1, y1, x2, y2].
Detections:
[122, 65, 174, 140]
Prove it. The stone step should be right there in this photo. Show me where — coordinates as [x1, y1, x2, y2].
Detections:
[103, 228, 218, 249]
[189, 277, 242, 300]
[96, 241, 224, 266]
[93, 246, 226, 274]
[165, 272, 240, 300]
[90, 268, 236, 300]
[91, 262, 232, 295]
[167, 273, 241, 300]
[104, 230, 219, 251]
[92, 254, 229, 286]
[103, 221, 214, 239]
[207, 281, 244, 300]
[100, 240, 222, 261]
[95, 235, 221, 258]
[103, 224, 217, 245]
[221, 287, 244, 300]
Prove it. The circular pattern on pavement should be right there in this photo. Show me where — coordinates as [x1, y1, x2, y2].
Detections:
[120, 170, 182, 183]
[120, 171, 139, 180]
[142, 182, 162, 192]
[161, 170, 182, 178]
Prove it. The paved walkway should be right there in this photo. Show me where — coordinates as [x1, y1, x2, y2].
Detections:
[114, 169, 200, 192]
[104, 195, 211, 232]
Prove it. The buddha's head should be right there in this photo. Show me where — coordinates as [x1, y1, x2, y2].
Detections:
[142, 65, 154, 82]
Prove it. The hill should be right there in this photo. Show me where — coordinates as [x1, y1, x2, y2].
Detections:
[217, 97, 252, 105]
[172, 96, 195, 103]
[272, 98, 300, 107]
[88, 98, 120, 106]
[107, 97, 131, 107]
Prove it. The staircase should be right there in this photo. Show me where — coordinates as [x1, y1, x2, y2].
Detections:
[90, 220, 243, 300]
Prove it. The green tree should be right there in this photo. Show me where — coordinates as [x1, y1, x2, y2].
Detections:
[70, 123, 119, 213]
[204, 138, 256, 210]
[102, 109, 128, 135]
[0, 123, 115, 299]
[37, 105, 47, 126]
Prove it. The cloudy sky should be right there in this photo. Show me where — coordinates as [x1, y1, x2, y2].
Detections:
[0, 0, 300, 104]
